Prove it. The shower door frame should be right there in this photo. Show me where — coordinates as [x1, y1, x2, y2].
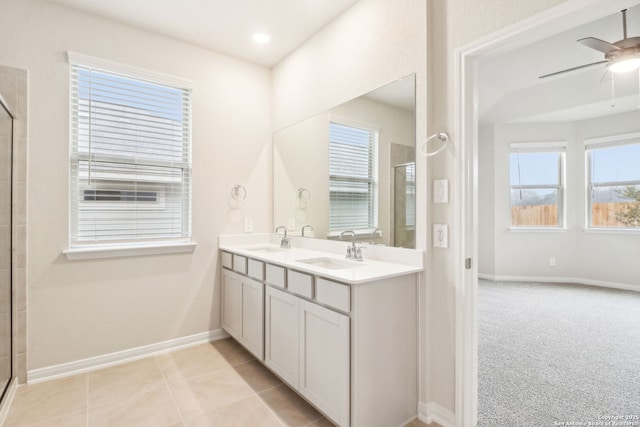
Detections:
[0, 94, 13, 403]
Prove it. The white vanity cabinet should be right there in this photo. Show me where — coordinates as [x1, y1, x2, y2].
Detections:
[265, 285, 300, 388]
[219, 246, 418, 427]
[299, 299, 350, 426]
[221, 267, 264, 360]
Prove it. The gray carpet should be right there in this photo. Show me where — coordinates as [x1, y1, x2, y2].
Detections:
[478, 280, 640, 426]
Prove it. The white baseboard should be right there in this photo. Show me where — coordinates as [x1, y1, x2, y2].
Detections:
[0, 377, 18, 425]
[27, 329, 229, 384]
[418, 401, 455, 427]
[478, 274, 639, 293]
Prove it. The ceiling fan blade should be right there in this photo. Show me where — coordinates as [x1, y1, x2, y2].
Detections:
[578, 37, 621, 54]
[539, 60, 608, 79]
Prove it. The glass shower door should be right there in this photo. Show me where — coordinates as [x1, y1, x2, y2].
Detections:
[393, 162, 416, 248]
[0, 98, 13, 399]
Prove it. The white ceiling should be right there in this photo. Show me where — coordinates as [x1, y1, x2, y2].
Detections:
[478, 4, 640, 124]
[43, 0, 360, 67]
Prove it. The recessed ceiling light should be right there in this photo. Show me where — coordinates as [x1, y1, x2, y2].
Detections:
[252, 33, 271, 44]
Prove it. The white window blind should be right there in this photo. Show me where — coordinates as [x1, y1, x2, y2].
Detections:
[69, 54, 192, 247]
[329, 121, 379, 231]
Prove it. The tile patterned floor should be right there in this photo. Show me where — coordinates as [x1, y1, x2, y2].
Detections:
[4, 338, 438, 427]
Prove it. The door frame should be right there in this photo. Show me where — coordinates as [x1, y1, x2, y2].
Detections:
[453, 0, 639, 425]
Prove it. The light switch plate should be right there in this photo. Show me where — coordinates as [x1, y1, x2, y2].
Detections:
[433, 224, 448, 248]
[433, 179, 449, 203]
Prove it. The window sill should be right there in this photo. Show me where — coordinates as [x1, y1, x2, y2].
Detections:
[327, 229, 380, 239]
[508, 227, 568, 233]
[582, 228, 640, 235]
[63, 242, 197, 261]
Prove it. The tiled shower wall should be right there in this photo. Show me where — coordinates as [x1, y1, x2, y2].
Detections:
[0, 64, 28, 383]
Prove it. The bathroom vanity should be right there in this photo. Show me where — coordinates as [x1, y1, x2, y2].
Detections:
[219, 234, 423, 427]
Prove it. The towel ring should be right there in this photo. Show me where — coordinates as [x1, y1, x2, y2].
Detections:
[421, 132, 449, 157]
[298, 188, 311, 202]
[231, 184, 247, 201]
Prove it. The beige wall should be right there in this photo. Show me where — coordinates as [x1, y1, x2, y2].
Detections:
[427, 0, 568, 414]
[0, 0, 272, 370]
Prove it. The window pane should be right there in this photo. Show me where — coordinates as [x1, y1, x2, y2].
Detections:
[590, 143, 640, 184]
[510, 188, 558, 226]
[70, 62, 192, 246]
[591, 184, 640, 228]
[509, 152, 559, 186]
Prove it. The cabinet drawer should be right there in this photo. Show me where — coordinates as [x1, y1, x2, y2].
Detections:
[247, 259, 265, 281]
[221, 251, 233, 269]
[316, 278, 350, 313]
[266, 264, 286, 288]
[287, 270, 313, 299]
[233, 255, 247, 274]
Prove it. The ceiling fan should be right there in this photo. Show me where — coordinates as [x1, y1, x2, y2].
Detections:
[540, 9, 640, 79]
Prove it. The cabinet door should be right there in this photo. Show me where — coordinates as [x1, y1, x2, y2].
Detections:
[241, 277, 264, 359]
[265, 286, 299, 388]
[299, 300, 350, 427]
[221, 270, 242, 340]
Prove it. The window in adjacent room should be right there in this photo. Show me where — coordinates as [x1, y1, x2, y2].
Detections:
[68, 53, 193, 248]
[328, 119, 379, 232]
[509, 142, 565, 228]
[585, 134, 640, 229]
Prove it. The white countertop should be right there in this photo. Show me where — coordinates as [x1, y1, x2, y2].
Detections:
[219, 234, 424, 285]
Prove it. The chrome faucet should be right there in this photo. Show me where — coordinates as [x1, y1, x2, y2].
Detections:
[370, 228, 382, 245]
[340, 230, 363, 261]
[274, 226, 291, 249]
[302, 224, 314, 237]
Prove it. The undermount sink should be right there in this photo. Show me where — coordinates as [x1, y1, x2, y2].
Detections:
[242, 245, 286, 253]
[296, 257, 364, 270]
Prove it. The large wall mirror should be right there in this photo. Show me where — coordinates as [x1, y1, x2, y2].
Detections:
[274, 74, 416, 248]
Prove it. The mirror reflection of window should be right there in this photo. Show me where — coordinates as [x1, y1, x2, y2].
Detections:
[328, 120, 379, 232]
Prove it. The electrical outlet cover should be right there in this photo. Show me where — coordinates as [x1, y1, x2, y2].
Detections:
[433, 224, 448, 248]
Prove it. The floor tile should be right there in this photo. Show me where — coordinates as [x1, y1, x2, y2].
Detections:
[88, 386, 183, 427]
[88, 357, 166, 406]
[14, 410, 87, 427]
[155, 343, 231, 384]
[404, 419, 438, 427]
[211, 337, 255, 366]
[169, 365, 255, 420]
[4, 374, 87, 426]
[302, 417, 336, 427]
[259, 383, 324, 427]
[186, 395, 285, 427]
[232, 359, 282, 392]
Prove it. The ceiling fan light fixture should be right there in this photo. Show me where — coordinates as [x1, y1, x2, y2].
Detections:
[607, 55, 640, 73]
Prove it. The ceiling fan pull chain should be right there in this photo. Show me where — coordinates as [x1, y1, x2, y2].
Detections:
[611, 73, 616, 108]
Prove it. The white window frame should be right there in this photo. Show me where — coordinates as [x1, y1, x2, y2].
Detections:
[64, 52, 195, 260]
[584, 132, 640, 230]
[328, 116, 379, 235]
[509, 142, 566, 229]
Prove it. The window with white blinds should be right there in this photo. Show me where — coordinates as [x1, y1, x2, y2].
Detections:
[329, 120, 379, 232]
[69, 53, 192, 247]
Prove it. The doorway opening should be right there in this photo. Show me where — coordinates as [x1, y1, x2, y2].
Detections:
[455, 1, 640, 425]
